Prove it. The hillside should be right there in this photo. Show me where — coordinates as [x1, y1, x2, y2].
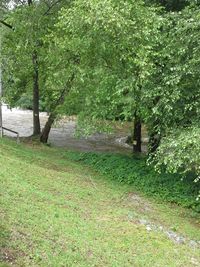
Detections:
[0, 139, 200, 267]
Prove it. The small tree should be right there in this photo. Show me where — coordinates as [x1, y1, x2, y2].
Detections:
[1, 0, 68, 136]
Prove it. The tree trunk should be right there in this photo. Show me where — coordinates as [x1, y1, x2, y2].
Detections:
[32, 51, 41, 136]
[40, 113, 56, 143]
[40, 73, 75, 143]
[28, 0, 40, 136]
[133, 113, 142, 153]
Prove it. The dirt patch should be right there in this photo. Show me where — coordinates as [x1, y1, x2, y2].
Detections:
[127, 192, 153, 212]
[0, 247, 16, 265]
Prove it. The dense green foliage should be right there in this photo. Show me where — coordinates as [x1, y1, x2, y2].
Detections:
[65, 151, 200, 212]
[143, 6, 200, 182]
[52, 0, 160, 123]
[1, 0, 67, 107]
[154, 127, 200, 186]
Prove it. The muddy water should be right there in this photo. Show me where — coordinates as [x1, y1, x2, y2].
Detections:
[2, 105, 48, 137]
[2, 105, 147, 154]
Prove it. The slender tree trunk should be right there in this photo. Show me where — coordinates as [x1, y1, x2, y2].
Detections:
[133, 113, 142, 153]
[40, 73, 75, 143]
[28, 0, 40, 136]
[40, 113, 56, 143]
[32, 51, 41, 136]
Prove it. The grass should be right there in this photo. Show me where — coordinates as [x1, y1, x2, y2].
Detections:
[64, 152, 200, 212]
[0, 138, 200, 267]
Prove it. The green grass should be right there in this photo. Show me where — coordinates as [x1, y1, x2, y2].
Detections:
[0, 138, 200, 267]
[64, 152, 200, 212]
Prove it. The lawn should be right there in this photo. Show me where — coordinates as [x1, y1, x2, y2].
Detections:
[0, 138, 200, 267]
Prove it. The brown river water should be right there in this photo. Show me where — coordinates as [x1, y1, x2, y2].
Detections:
[1, 104, 148, 154]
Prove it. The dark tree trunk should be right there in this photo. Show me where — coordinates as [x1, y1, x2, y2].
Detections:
[29, 0, 40, 136]
[40, 113, 56, 143]
[133, 113, 142, 153]
[32, 51, 41, 136]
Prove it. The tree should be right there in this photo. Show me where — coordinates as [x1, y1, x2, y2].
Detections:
[52, 0, 160, 151]
[144, 5, 200, 187]
[1, 0, 70, 137]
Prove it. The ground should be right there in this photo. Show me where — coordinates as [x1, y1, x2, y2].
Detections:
[0, 139, 200, 267]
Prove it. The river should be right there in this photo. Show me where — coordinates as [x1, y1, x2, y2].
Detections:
[1, 104, 137, 154]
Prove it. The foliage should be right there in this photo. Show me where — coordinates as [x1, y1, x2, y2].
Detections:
[146, 0, 190, 11]
[145, 6, 200, 129]
[59, 88, 86, 116]
[15, 93, 46, 111]
[2, 1, 45, 106]
[75, 114, 114, 137]
[153, 126, 200, 195]
[142, 5, 200, 179]
[54, 0, 161, 130]
[1, 0, 71, 114]
[65, 151, 200, 212]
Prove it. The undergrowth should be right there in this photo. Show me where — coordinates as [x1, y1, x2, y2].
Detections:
[64, 152, 200, 213]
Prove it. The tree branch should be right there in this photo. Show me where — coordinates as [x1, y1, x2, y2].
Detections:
[43, 0, 63, 16]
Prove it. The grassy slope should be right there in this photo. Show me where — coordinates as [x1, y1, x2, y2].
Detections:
[64, 152, 200, 212]
[0, 139, 200, 267]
